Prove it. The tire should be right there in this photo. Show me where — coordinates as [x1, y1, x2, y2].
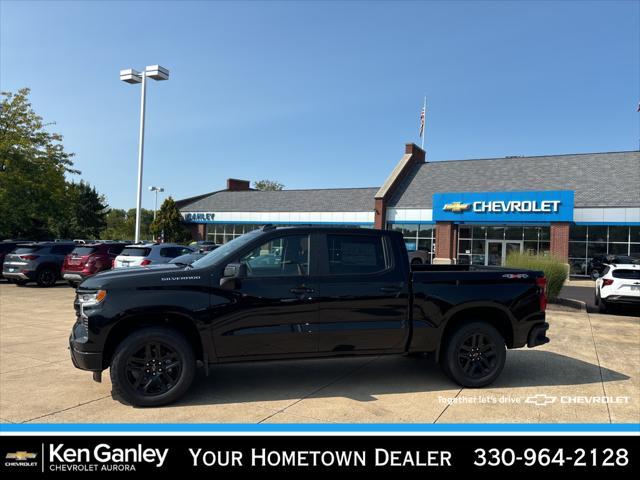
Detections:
[598, 296, 608, 313]
[441, 321, 506, 388]
[36, 267, 57, 287]
[411, 258, 422, 265]
[110, 327, 196, 407]
[67, 281, 79, 288]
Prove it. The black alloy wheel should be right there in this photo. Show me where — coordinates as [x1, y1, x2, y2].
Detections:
[36, 267, 56, 287]
[125, 342, 183, 397]
[110, 327, 196, 407]
[456, 332, 497, 379]
[442, 321, 506, 388]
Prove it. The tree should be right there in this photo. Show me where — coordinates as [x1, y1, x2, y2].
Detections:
[253, 179, 284, 191]
[150, 197, 190, 243]
[54, 181, 108, 239]
[100, 208, 154, 241]
[0, 88, 78, 239]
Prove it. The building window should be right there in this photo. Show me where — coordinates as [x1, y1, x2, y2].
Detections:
[204, 223, 371, 244]
[568, 225, 638, 276]
[388, 223, 435, 263]
[457, 226, 550, 265]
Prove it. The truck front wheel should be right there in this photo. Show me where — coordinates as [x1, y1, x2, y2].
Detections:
[110, 327, 196, 407]
[442, 322, 506, 388]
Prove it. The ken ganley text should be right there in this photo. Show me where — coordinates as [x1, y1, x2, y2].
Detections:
[190, 448, 452, 468]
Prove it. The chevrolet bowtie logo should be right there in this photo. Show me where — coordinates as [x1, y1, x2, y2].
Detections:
[6, 451, 37, 461]
[442, 202, 470, 213]
[525, 394, 557, 406]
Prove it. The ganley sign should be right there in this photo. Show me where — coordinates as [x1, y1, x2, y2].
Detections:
[433, 191, 574, 223]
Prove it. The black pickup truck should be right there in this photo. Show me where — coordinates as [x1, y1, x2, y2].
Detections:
[69, 226, 549, 407]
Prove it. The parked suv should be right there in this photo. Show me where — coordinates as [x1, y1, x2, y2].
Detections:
[588, 254, 640, 279]
[594, 263, 640, 312]
[113, 243, 194, 268]
[0, 241, 24, 276]
[2, 242, 75, 287]
[62, 242, 127, 286]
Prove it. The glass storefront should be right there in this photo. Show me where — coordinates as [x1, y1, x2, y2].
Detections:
[569, 225, 640, 276]
[388, 224, 436, 263]
[457, 225, 550, 265]
[205, 223, 372, 244]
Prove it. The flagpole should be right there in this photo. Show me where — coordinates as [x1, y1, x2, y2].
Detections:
[421, 96, 426, 150]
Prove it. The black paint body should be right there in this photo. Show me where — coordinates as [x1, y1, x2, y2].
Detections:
[69, 227, 548, 373]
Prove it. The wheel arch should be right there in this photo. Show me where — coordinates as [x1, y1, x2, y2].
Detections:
[102, 312, 204, 369]
[438, 305, 514, 362]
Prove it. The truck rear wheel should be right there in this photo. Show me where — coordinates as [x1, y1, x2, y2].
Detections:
[441, 321, 506, 388]
[110, 327, 196, 407]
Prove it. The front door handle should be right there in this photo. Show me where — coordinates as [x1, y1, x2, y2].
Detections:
[380, 285, 402, 293]
[290, 286, 315, 294]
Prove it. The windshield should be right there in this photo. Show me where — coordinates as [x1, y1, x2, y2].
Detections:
[190, 230, 262, 269]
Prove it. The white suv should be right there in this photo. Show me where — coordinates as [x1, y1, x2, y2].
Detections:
[113, 243, 194, 268]
[594, 263, 640, 313]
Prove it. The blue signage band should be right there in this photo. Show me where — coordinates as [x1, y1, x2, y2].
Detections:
[433, 191, 574, 223]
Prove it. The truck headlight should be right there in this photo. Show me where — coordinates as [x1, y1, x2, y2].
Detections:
[77, 289, 107, 307]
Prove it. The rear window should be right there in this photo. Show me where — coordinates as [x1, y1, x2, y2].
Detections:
[13, 246, 44, 254]
[107, 244, 126, 255]
[326, 234, 387, 275]
[71, 247, 98, 256]
[120, 247, 151, 257]
[612, 269, 640, 280]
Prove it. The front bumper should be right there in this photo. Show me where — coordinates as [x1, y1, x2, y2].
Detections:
[69, 338, 103, 371]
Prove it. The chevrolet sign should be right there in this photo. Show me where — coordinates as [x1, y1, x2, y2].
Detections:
[433, 191, 574, 222]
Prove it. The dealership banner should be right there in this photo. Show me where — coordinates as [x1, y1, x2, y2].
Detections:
[432, 191, 574, 223]
[0, 434, 634, 476]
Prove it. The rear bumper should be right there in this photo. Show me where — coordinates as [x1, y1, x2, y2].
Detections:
[63, 273, 86, 282]
[527, 322, 550, 348]
[2, 271, 33, 280]
[602, 295, 640, 305]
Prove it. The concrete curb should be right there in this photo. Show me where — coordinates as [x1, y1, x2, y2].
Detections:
[550, 297, 587, 311]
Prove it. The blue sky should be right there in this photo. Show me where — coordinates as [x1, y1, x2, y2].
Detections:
[1, 0, 638, 209]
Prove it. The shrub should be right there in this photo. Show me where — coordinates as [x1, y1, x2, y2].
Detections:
[505, 252, 568, 301]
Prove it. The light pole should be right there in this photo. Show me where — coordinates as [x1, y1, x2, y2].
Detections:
[120, 65, 169, 243]
[149, 185, 165, 220]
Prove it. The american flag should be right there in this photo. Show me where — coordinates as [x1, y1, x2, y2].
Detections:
[419, 104, 426, 137]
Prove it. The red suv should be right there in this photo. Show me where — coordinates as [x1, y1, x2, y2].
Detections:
[62, 242, 126, 286]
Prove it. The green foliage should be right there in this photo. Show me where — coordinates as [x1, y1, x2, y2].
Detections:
[0, 88, 78, 239]
[253, 179, 284, 191]
[0, 88, 109, 241]
[150, 197, 191, 243]
[55, 181, 108, 239]
[100, 208, 154, 242]
[505, 252, 568, 301]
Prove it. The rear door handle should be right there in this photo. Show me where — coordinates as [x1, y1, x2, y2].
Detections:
[380, 285, 402, 293]
[290, 286, 315, 294]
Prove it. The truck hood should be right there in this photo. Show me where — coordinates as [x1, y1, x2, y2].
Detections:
[78, 264, 187, 289]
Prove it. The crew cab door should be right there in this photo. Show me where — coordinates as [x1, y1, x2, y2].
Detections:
[210, 233, 319, 359]
[316, 232, 409, 354]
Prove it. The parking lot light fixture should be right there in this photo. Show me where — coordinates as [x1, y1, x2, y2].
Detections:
[149, 186, 165, 220]
[120, 65, 170, 243]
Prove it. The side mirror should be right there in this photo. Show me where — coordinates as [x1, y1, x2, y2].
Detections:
[220, 263, 247, 290]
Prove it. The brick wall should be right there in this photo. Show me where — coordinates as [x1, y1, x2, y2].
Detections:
[435, 222, 456, 260]
[186, 223, 206, 242]
[550, 222, 570, 260]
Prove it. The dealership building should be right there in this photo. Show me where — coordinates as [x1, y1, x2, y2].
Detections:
[177, 144, 640, 276]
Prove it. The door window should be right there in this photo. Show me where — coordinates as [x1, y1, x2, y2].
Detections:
[240, 235, 309, 277]
[326, 234, 387, 275]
